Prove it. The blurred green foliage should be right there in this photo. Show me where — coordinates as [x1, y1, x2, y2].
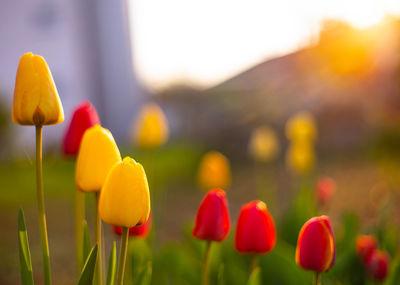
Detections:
[2, 142, 400, 284]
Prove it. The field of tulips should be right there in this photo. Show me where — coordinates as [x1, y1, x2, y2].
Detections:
[2, 52, 400, 285]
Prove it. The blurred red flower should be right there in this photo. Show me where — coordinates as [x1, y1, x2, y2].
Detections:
[366, 250, 389, 281]
[62, 101, 100, 156]
[235, 200, 276, 254]
[356, 235, 378, 265]
[113, 212, 152, 238]
[193, 189, 230, 242]
[315, 176, 336, 205]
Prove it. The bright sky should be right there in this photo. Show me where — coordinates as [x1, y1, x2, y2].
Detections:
[128, 0, 400, 90]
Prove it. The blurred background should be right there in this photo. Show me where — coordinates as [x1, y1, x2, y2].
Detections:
[2, 0, 400, 284]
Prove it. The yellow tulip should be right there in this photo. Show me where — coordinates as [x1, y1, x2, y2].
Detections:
[99, 156, 150, 227]
[285, 112, 317, 143]
[248, 126, 280, 162]
[286, 141, 315, 175]
[133, 102, 169, 149]
[197, 151, 231, 190]
[12, 52, 64, 126]
[75, 125, 121, 192]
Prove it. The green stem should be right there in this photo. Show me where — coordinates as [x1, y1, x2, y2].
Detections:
[202, 241, 212, 285]
[95, 192, 103, 285]
[250, 255, 258, 274]
[314, 272, 320, 285]
[75, 190, 85, 270]
[116, 227, 129, 285]
[36, 125, 51, 285]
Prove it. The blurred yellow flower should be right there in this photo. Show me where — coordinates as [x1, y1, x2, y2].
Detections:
[286, 142, 315, 175]
[133, 102, 169, 149]
[197, 151, 231, 190]
[99, 157, 150, 228]
[285, 112, 317, 143]
[12, 52, 64, 126]
[248, 126, 280, 162]
[75, 125, 121, 192]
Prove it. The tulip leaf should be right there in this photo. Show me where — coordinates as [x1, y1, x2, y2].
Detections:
[17, 208, 34, 285]
[81, 220, 92, 269]
[134, 261, 152, 285]
[78, 244, 98, 285]
[106, 241, 117, 285]
[247, 267, 261, 285]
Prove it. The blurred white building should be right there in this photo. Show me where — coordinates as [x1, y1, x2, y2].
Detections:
[0, 0, 145, 155]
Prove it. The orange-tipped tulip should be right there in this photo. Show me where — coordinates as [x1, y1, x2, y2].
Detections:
[366, 250, 389, 281]
[75, 125, 121, 192]
[296, 216, 335, 272]
[356, 235, 378, 264]
[197, 151, 231, 191]
[99, 157, 150, 228]
[193, 189, 230, 242]
[133, 102, 169, 149]
[12, 52, 64, 126]
[235, 200, 276, 254]
[113, 212, 152, 238]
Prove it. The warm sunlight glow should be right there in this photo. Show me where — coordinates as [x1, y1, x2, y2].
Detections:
[127, 0, 400, 90]
[339, 4, 387, 29]
[345, 13, 384, 29]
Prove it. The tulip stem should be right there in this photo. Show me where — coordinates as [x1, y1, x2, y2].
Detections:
[35, 125, 52, 285]
[314, 272, 320, 285]
[95, 192, 103, 285]
[117, 227, 129, 285]
[202, 241, 212, 285]
[75, 190, 85, 270]
[251, 255, 258, 273]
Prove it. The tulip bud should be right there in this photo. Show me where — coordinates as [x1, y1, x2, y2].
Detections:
[63, 101, 100, 157]
[235, 200, 276, 254]
[296, 216, 335, 272]
[248, 126, 280, 162]
[197, 151, 231, 191]
[12, 52, 64, 126]
[133, 102, 169, 149]
[113, 212, 152, 238]
[193, 189, 230, 242]
[285, 111, 317, 143]
[356, 235, 378, 264]
[286, 141, 315, 175]
[315, 177, 336, 205]
[366, 250, 389, 281]
[99, 157, 150, 228]
[75, 125, 121, 192]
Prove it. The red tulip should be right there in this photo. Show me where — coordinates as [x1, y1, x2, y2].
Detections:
[62, 101, 100, 156]
[113, 212, 152, 238]
[356, 235, 378, 264]
[193, 189, 230, 242]
[315, 177, 336, 205]
[366, 250, 389, 281]
[296, 216, 335, 272]
[235, 200, 276, 254]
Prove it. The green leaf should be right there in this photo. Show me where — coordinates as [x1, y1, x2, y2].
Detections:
[18, 208, 34, 285]
[106, 241, 117, 285]
[134, 261, 152, 285]
[78, 244, 98, 285]
[81, 220, 92, 270]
